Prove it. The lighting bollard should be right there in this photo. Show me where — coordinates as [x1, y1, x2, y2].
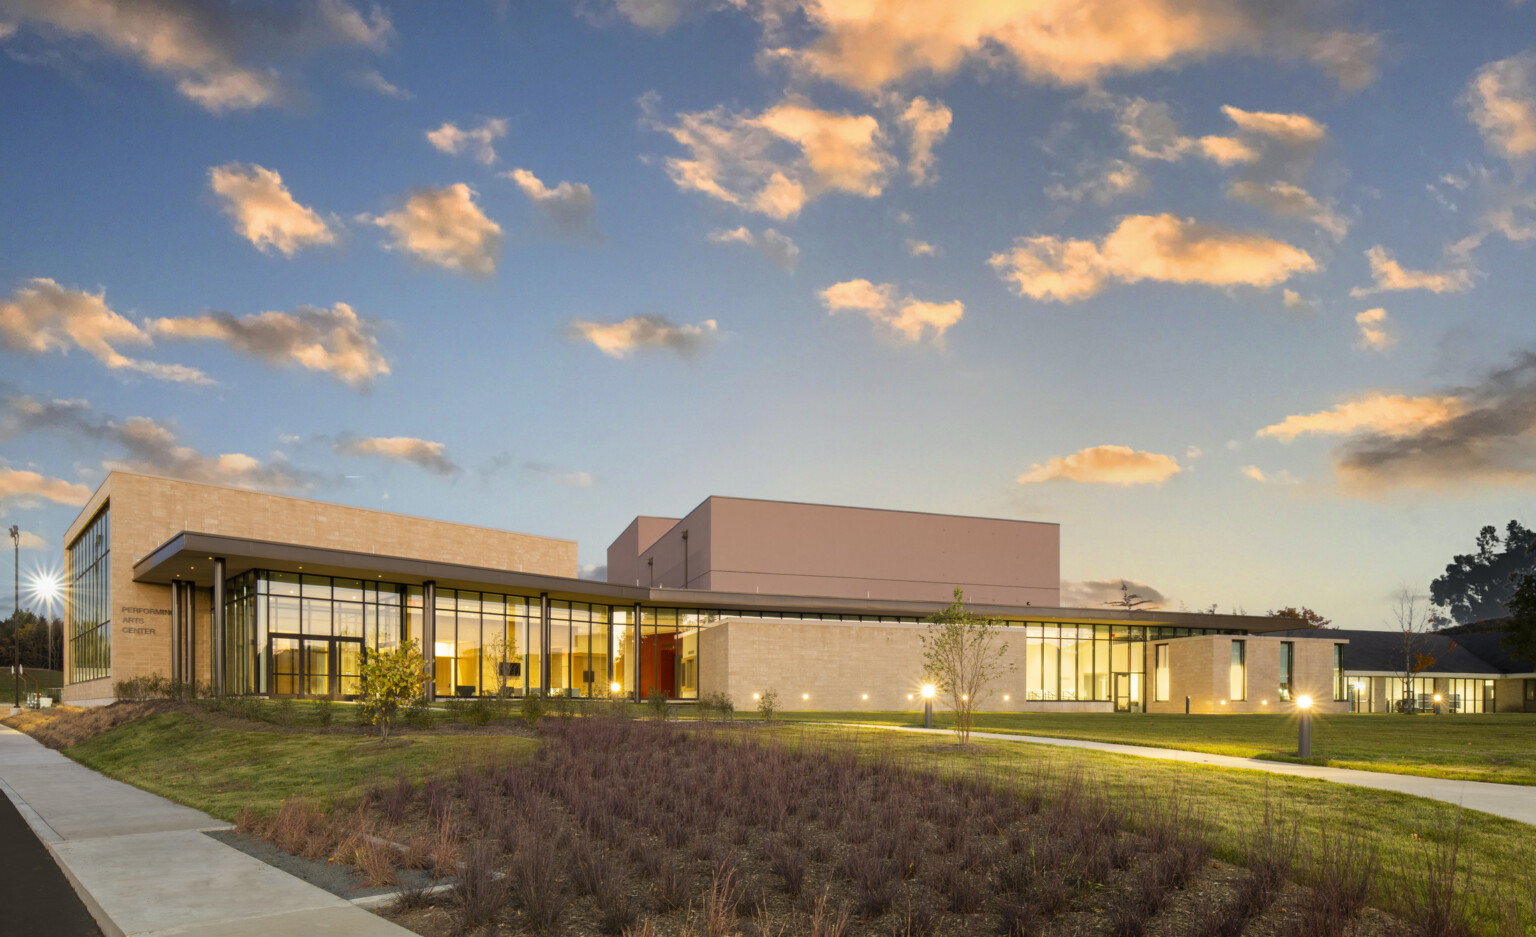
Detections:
[922, 683, 935, 730]
[1297, 695, 1313, 757]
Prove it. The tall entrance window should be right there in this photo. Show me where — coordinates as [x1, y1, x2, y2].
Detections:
[1229, 640, 1247, 701]
[1279, 642, 1294, 701]
[1153, 644, 1169, 702]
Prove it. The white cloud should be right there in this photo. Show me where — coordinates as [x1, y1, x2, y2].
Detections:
[567, 315, 719, 358]
[1354, 308, 1394, 352]
[708, 226, 799, 271]
[0, 278, 210, 384]
[354, 68, 411, 99]
[369, 184, 502, 276]
[1018, 445, 1181, 485]
[1463, 51, 1536, 163]
[0, 0, 391, 112]
[1350, 245, 1472, 297]
[1282, 288, 1315, 310]
[768, 0, 1377, 91]
[1045, 159, 1145, 205]
[208, 163, 336, 256]
[1226, 180, 1349, 240]
[505, 168, 599, 239]
[426, 118, 509, 165]
[897, 96, 951, 185]
[905, 238, 941, 257]
[148, 302, 388, 389]
[989, 214, 1316, 303]
[1241, 464, 1300, 484]
[820, 279, 962, 345]
[335, 435, 457, 475]
[1219, 105, 1327, 147]
[643, 92, 896, 219]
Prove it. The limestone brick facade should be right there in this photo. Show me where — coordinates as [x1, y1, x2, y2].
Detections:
[1145, 634, 1348, 715]
[61, 472, 576, 703]
[700, 618, 1112, 713]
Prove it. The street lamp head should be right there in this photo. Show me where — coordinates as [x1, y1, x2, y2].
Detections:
[1297, 695, 1313, 709]
[921, 683, 936, 699]
[1433, 694, 1442, 703]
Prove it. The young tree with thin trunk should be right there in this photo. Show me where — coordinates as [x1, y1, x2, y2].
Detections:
[358, 640, 427, 740]
[920, 588, 1015, 744]
[1389, 586, 1437, 713]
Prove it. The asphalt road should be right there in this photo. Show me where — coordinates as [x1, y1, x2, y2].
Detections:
[0, 792, 101, 936]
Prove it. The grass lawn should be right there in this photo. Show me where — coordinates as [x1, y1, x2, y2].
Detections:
[49, 710, 1536, 934]
[65, 711, 537, 820]
[773, 723, 1536, 934]
[0, 667, 62, 700]
[762, 710, 1536, 785]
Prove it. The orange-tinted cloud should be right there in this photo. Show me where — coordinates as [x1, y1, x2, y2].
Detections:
[0, 467, 90, 507]
[1017, 445, 1181, 485]
[820, 279, 962, 344]
[208, 163, 337, 256]
[0, 278, 210, 384]
[369, 184, 501, 276]
[1354, 308, 1394, 352]
[1463, 51, 1536, 163]
[334, 435, 457, 475]
[771, 0, 1376, 91]
[149, 302, 388, 389]
[643, 92, 895, 219]
[566, 315, 719, 358]
[989, 214, 1316, 303]
[1257, 393, 1466, 441]
[1350, 245, 1473, 297]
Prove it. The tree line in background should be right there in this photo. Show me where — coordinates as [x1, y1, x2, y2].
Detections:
[1428, 519, 1536, 668]
[1, 609, 64, 672]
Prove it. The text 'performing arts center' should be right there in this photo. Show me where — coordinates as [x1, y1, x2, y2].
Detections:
[60, 471, 1323, 712]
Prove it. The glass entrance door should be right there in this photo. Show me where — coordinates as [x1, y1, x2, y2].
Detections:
[270, 635, 363, 698]
[1114, 674, 1133, 713]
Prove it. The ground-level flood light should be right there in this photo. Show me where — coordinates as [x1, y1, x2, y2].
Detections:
[1297, 694, 1313, 758]
[1003, 694, 1010, 702]
[801, 693, 809, 700]
[861, 693, 868, 701]
[610, 682, 622, 695]
[1433, 694, 1443, 703]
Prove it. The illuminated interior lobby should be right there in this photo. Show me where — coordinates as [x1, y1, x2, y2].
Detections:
[62, 471, 1329, 712]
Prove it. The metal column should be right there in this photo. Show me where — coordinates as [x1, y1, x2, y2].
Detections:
[211, 558, 226, 697]
[540, 593, 550, 696]
[422, 581, 436, 700]
[633, 602, 643, 703]
[169, 581, 181, 685]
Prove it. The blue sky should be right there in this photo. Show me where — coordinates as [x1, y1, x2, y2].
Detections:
[2, 0, 1535, 627]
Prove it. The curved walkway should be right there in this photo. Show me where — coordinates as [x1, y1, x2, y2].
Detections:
[852, 724, 1536, 827]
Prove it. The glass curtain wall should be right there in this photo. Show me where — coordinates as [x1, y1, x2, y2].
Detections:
[217, 576, 1230, 707]
[66, 506, 111, 684]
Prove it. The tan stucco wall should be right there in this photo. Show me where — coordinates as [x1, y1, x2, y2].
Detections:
[702, 618, 1111, 713]
[614, 497, 1060, 605]
[1145, 634, 1348, 715]
[61, 471, 577, 701]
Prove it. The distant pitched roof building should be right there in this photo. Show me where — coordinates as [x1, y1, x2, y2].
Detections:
[1271, 628, 1534, 676]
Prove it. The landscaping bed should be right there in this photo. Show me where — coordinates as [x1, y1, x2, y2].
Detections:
[240, 719, 1423, 937]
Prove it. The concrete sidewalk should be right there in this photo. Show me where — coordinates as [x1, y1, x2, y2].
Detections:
[0, 726, 414, 937]
[854, 724, 1536, 827]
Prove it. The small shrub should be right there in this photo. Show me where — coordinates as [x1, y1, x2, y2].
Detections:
[656, 862, 690, 911]
[1393, 815, 1474, 937]
[271, 698, 295, 726]
[552, 693, 576, 721]
[757, 688, 778, 722]
[647, 688, 668, 721]
[520, 692, 546, 727]
[1284, 829, 1377, 937]
[405, 698, 433, 730]
[393, 876, 438, 911]
[314, 698, 334, 726]
[766, 838, 807, 896]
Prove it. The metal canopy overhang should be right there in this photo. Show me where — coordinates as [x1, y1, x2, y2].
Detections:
[132, 530, 1306, 632]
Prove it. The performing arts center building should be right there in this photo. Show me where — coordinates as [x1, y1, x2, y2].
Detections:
[61, 471, 1354, 714]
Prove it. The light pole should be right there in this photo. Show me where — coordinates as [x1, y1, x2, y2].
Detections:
[1296, 694, 1313, 758]
[9, 525, 18, 709]
[921, 682, 936, 729]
